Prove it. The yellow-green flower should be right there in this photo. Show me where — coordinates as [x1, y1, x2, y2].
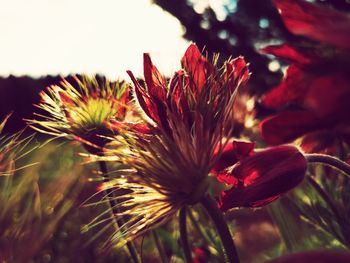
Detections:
[28, 75, 136, 153]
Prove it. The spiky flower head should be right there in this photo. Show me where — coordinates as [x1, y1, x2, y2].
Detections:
[95, 43, 250, 245]
[28, 75, 136, 153]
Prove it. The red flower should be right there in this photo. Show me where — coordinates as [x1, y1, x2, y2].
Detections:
[213, 142, 306, 211]
[260, 0, 350, 152]
[127, 43, 249, 137]
[193, 246, 210, 263]
[101, 44, 250, 242]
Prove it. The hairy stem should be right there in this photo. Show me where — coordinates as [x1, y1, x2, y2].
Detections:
[98, 159, 140, 263]
[200, 195, 240, 263]
[179, 207, 192, 263]
[305, 154, 350, 179]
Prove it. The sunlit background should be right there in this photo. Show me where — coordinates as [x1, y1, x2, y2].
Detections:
[0, 0, 190, 78]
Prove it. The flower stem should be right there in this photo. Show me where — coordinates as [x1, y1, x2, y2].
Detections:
[188, 209, 211, 243]
[98, 159, 140, 263]
[151, 230, 168, 263]
[305, 154, 350, 179]
[179, 207, 192, 263]
[200, 195, 240, 263]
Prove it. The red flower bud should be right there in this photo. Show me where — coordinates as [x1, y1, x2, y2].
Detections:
[217, 145, 307, 211]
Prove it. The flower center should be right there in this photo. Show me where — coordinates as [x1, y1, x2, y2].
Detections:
[69, 98, 117, 130]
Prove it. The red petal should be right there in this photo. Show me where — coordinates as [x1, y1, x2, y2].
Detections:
[143, 53, 166, 100]
[260, 44, 313, 65]
[143, 54, 172, 133]
[218, 145, 307, 211]
[225, 56, 250, 91]
[181, 43, 213, 93]
[262, 65, 312, 109]
[127, 70, 160, 124]
[274, 0, 350, 49]
[263, 65, 350, 117]
[216, 171, 239, 186]
[168, 70, 191, 125]
[303, 73, 350, 119]
[260, 110, 321, 145]
[212, 140, 255, 174]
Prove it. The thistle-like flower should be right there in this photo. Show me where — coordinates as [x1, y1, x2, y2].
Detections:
[95, 43, 250, 244]
[28, 75, 136, 153]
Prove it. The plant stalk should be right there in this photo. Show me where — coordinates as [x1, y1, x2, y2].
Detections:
[179, 207, 192, 263]
[151, 230, 168, 263]
[200, 195, 240, 263]
[305, 154, 350, 179]
[188, 209, 211, 244]
[98, 159, 140, 263]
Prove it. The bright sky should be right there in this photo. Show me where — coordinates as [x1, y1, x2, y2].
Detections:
[0, 0, 189, 79]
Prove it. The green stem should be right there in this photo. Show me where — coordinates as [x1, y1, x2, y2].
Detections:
[188, 209, 210, 243]
[305, 154, 350, 179]
[151, 230, 168, 263]
[179, 207, 192, 263]
[98, 159, 140, 263]
[200, 195, 240, 263]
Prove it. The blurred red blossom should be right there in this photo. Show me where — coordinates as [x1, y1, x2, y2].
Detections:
[260, 0, 350, 153]
[193, 246, 210, 263]
[212, 142, 306, 211]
